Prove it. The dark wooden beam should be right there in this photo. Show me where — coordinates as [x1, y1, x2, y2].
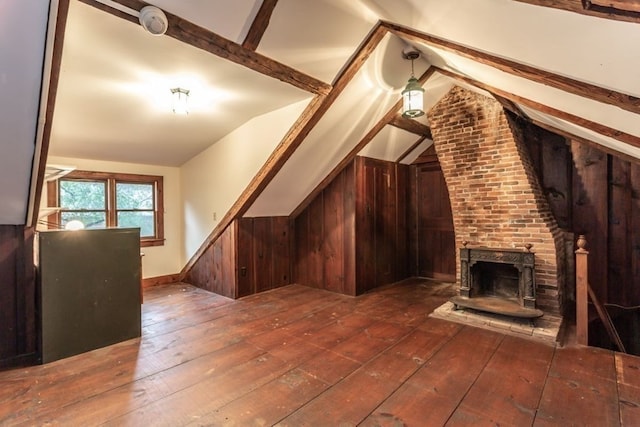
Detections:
[396, 136, 428, 163]
[290, 66, 436, 219]
[589, 0, 640, 13]
[388, 115, 432, 138]
[493, 94, 529, 119]
[489, 80, 640, 165]
[512, 0, 640, 23]
[180, 22, 389, 277]
[29, 0, 71, 227]
[382, 21, 640, 116]
[79, 0, 331, 96]
[436, 67, 640, 151]
[242, 0, 279, 50]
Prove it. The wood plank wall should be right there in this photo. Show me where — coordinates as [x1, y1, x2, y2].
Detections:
[237, 217, 291, 297]
[408, 147, 456, 281]
[355, 157, 409, 293]
[517, 118, 640, 308]
[294, 160, 357, 294]
[0, 226, 36, 368]
[186, 222, 237, 298]
[293, 157, 409, 295]
[187, 217, 292, 299]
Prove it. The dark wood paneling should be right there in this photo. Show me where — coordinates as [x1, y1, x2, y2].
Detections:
[355, 157, 409, 292]
[607, 159, 640, 307]
[308, 196, 324, 289]
[609, 158, 631, 306]
[541, 135, 572, 230]
[520, 121, 573, 230]
[519, 119, 640, 309]
[237, 218, 254, 298]
[188, 217, 291, 298]
[252, 217, 272, 293]
[375, 163, 394, 283]
[187, 223, 236, 298]
[294, 210, 309, 286]
[271, 217, 291, 290]
[294, 162, 355, 294]
[235, 217, 291, 295]
[632, 164, 640, 305]
[413, 162, 455, 281]
[0, 226, 36, 368]
[572, 142, 608, 303]
[356, 157, 375, 293]
[213, 224, 236, 298]
[0, 227, 19, 362]
[343, 162, 356, 294]
[323, 171, 346, 293]
[396, 164, 409, 280]
[294, 159, 383, 296]
[408, 165, 418, 276]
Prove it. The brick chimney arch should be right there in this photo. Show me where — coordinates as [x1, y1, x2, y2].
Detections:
[427, 86, 565, 316]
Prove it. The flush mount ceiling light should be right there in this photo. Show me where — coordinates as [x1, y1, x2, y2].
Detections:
[171, 88, 190, 114]
[139, 5, 168, 36]
[401, 50, 425, 119]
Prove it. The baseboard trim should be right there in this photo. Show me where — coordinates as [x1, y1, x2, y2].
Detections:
[142, 274, 181, 288]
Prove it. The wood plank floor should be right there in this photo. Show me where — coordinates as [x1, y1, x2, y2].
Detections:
[1, 279, 638, 426]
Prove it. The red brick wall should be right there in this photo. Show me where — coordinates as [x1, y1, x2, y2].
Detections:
[428, 86, 563, 315]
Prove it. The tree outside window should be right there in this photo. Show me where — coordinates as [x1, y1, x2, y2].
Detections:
[48, 171, 164, 247]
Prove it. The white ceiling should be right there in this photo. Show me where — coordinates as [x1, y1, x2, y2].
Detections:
[50, 1, 309, 166]
[47, 0, 640, 213]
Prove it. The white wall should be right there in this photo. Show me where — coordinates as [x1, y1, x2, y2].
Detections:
[180, 98, 311, 260]
[44, 156, 182, 279]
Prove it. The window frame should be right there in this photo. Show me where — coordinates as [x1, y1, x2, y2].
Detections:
[48, 170, 165, 248]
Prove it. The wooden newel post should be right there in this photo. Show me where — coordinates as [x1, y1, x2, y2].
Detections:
[575, 235, 589, 346]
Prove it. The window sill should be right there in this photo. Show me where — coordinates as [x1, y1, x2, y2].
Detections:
[141, 238, 165, 248]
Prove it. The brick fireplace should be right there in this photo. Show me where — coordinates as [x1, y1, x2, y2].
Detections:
[428, 86, 565, 317]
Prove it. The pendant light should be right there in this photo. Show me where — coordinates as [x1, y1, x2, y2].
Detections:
[401, 50, 425, 119]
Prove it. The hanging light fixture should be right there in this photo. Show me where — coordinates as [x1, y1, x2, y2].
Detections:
[171, 87, 190, 114]
[401, 50, 425, 119]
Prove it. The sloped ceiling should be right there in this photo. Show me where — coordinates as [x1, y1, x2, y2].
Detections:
[49, 0, 640, 214]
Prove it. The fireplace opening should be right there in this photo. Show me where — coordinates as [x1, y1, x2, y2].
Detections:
[473, 262, 520, 302]
[451, 244, 543, 319]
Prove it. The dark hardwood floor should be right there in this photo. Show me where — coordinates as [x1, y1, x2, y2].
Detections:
[1, 279, 638, 426]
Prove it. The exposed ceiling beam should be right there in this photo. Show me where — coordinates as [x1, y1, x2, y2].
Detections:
[180, 22, 389, 277]
[382, 21, 640, 116]
[388, 115, 432, 138]
[513, 0, 640, 23]
[30, 0, 72, 227]
[396, 136, 428, 163]
[79, 0, 331, 96]
[590, 0, 640, 13]
[493, 94, 530, 119]
[436, 66, 640, 155]
[525, 115, 640, 166]
[242, 0, 279, 50]
[290, 67, 436, 219]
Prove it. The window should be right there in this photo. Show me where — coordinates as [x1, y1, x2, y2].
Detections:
[48, 171, 164, 247]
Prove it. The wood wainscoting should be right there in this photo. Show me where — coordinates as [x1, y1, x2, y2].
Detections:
[0, 225, 36, 369]
[142, 274, 181, 289]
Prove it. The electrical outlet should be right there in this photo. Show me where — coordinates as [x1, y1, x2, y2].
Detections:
[213, 212, 217, 221]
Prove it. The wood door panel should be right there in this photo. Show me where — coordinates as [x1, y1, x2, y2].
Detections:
[414, 162, 455, 280]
